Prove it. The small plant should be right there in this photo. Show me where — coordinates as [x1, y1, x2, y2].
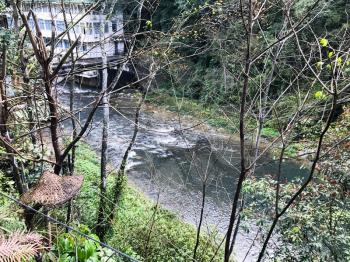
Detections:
[46, 225, 118, 262]
[261, 127, 280, 138]
[284, 143, 304, 158]
[0, 231, 43, 261]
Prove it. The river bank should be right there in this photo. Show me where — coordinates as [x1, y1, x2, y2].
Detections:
[0, 141, 224, 261]
[144, 89, 350, 166]
[72, 142, 225, 261]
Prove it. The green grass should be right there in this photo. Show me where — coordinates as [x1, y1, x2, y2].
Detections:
[73, 143, 105, 226]
[74, 142, 224, 261]
[0, 141, 224, 261]
[261, 127, 280, 138]
[146, 90, 239, 133]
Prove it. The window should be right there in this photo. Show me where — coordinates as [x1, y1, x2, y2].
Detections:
[94, 22, 101, 35]
[86, 23, 93, 35]
[45, 20, 52, 31]
[81, 43, 87, 52]
[74, 24, 81, 34]
[80, 23, 85, 34]
[34, 5, 40, 13]
[104, 23, 109, 33]
[38, 19, 45, 30]
[7, 17, 14, 28]
[112, 22, 117, 32]
[50, 6, 55, 14]
[63, 40, 70, 49]
[56, 21, 65, 32]
[54, 6, 61, 14]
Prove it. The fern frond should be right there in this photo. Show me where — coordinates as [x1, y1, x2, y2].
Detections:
[0, 231, 43, 262]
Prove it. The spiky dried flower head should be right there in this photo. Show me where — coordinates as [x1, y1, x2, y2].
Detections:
[20, 171, 84, 207]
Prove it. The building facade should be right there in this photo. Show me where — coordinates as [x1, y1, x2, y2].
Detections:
[8, 0, 124, 61]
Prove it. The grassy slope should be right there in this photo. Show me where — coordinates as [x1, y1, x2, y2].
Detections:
[0, 139, 224, 261]
[74, 142, 224, 261]
[145, 90, 240, 133]
[146, 90, 350, 160]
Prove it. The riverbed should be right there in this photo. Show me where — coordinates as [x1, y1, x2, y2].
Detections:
[58, 84, 309, 261]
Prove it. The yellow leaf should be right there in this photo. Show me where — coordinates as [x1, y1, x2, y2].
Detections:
[336, 57, 342, 66]
[319, 38, 328, 47]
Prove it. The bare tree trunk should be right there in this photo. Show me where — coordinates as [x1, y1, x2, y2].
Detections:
[193, 183, 206, 260]
[97, 44, 109, 240]
[224, 1, 253, 260]
[61, 0, 78, 226]
[112, 62, 156, 219]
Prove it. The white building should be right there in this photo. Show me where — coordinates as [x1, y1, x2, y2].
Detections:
[9, 0, 124, 60]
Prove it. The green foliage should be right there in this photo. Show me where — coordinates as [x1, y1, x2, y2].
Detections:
[0, 1, 6, 12]
[316, 61, 323, 69]
[0, 24, 20, 75]
[72, 143, 118, 227]
[314, 90, 327, 100]
[146, 90, 238, 132]
[145, 20, 152, 29]
[108, 187, 222, 261]
[261, 127, 279, 138]
[284, 143, 304, 158]
[294, 119, 323, 140]
[73, 143, 102, 226]
[243, 173, 350, 261]
[45, 225, 118, 262]
[0, 172, 25, 233]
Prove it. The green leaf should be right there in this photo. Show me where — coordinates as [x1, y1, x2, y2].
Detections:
[336, 57, 342, 66]
[319, 38, 328, 47]
[145, 20, 153, 29]
[291, 226, 300, 234]
[328, 51, 334, 58]
[314, 91, 327, 100]
[85, 240, 97, 258]
[316, 61, 323, 69]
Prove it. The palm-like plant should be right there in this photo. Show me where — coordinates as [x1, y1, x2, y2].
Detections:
[0, 231, 43, 262]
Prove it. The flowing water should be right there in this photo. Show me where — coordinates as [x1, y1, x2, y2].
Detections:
[58, 83, 309, 261]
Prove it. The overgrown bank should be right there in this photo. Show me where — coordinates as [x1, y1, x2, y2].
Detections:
[0, 142, 224, 261]
[74, 142, 224, 261]
[145, 89, 350, 160]
[145, 89, 239, 134]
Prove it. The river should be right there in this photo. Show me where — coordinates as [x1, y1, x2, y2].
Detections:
[58, 83, 309, 261]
